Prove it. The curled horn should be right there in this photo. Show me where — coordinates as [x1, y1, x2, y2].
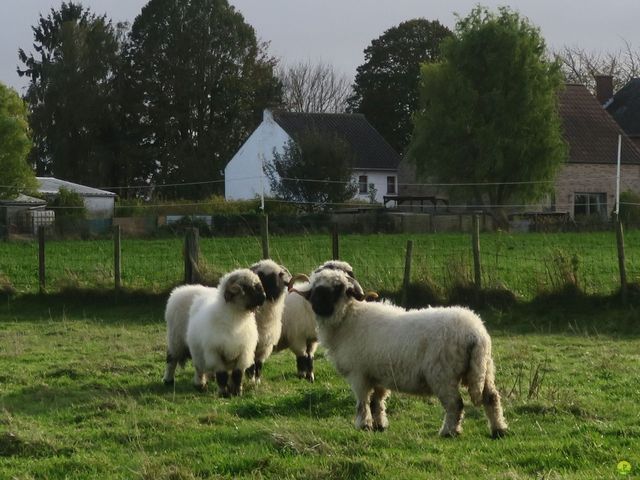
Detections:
[364, 291, 379, 302]
[288, 273, 310, 291]
[346, 276, 365, 301]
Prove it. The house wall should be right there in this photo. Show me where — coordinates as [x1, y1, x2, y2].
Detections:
[353, 170, 397, 203]
[554, 163, 640, 216]
[225, 111, 290, 200]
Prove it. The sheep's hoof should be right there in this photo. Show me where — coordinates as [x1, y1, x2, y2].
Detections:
[439, 428, 461, 438]
[491, 428, 508, 439]
[373, 424, 388, 432]
[305, 372, 315, 383]
[162, 378, 175, 386]
[194, 383, 207, 393]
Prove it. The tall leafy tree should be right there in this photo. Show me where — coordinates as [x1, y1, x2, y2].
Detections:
[125, 0, 282, 199]
[18, 2, 124, 188]
[264, 129, 358, 210]
[408, 7, 566, 225]
[0, 82, 37, 200]
[348, 18, 452, 154]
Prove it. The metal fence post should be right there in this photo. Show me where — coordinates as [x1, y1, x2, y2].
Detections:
[472, 213, 482, 290]
[401, 240, 413, 308]
[184, 227, 200, 284]
[114, 225, 122, 291]
[38, 226, 45, 293]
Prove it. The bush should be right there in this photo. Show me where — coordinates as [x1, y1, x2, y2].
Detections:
[51, 188, 87, 236]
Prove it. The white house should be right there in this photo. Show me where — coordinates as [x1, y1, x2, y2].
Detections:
[37, 177, 116, 219]
[224, 110, 400, 204]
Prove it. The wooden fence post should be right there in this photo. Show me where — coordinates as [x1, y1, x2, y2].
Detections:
[401, 240, 413, 308]
[184, 228, 200, 284]
[114, 224, 122, 291]
[472, 213, 482, 289]
[38, 226, 45, 293]
[332, 225, 339, 260]
[615, 214, 627, 304]
[260, 214, 270, 259]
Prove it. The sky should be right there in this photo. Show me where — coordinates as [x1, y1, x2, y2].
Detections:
[2, 0, 640, 93]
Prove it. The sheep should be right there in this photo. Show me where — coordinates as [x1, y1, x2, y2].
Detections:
[244, 259, 292, 383]
[275, 260, 356, 382]
[163, 284, 217, 385]
[186, 269, 266, 397]
[299, 268, 508, 438]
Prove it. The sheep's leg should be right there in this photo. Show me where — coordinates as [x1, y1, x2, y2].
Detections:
[163, 351, 178, 385]
[215, 371, 230, 398]
[253, 360, 264, 384]
[192, 368, 207, 392]
[437, 388, 464, 437]
[228, 369, 244, 397]
[245, 363, 256, 382]
[349, 376, 374, 430]
[482, 384, 508, 438]
[305, 355, 315, 382]
[295, 356, 308, 379]
[370, 386, 390, 431]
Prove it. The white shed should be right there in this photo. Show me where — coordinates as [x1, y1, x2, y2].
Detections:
[224, 109, 400, 203]
[37, 177, 116, 219]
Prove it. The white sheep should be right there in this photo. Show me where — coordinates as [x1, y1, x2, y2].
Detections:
[276, 260, 355, 382]
[245, 259, 292, 383]
[163, 284, 217, 385]
[300, 268, 508, 438]
[186, 269, 266, 397]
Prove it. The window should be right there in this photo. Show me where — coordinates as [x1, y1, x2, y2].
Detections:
[386, 176, 396, 194]
[358, 175, 368, 194]
[574, 192, 607, 217]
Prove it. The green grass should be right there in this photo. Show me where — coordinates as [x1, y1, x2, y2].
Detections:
[0, 297, 639, 479]
[1, 230, 639, 299]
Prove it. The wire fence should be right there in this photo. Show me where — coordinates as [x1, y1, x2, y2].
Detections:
[1, 220, 638, 301]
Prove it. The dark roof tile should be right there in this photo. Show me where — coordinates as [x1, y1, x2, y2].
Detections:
[559, 84, 640, 165]
[272, 111, 400, 170]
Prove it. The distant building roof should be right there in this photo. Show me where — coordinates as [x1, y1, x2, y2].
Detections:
[559, 84, 640, 165]
[36, 177, 116, 197]
[606, 78, 640, 136]
[0, 194, 47, 206]
[271, 110, 401, 171]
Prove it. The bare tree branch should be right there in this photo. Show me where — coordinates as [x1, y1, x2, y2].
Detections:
[278, 60, 351, 113]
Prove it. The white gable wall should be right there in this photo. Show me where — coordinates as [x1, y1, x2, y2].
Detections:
[225, 111, 292, 200]
[353, 170, 397, 204]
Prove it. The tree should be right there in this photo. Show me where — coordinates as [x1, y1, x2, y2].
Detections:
[0, 82, 37, 200]
[408, 6, 566, 225]
[555, 40, 640, 93]
[125, 0, 282, 199]
[347, 18, 452, 154]
[264, 129, 357, 210]
[18, 2, 125, 188]
[278, 60, 351, 113]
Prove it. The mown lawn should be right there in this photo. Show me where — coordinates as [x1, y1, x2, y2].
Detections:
[0, 297, 638, 479]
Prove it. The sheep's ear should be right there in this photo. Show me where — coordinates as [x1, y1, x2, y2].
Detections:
[224, 283, 242, 302]
[288, 273, 310, 290]
[346, 278, 365, 301]
[279, 266, 292, 284]
[249, 264, 259, 273]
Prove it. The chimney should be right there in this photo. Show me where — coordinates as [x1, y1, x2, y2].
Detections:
[594, 75, 613, 105]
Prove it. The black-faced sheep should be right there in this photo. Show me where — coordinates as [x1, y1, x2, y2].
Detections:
[245, 260, 292, 383]
[300, 268, 508, 438]
[186, 269, 266, 397]
[163, 284, 217, 385]
[275, 260, 355, 382]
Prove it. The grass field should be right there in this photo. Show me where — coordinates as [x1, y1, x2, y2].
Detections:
[1, 230, 639, 299]
[0, 297, 639, 479]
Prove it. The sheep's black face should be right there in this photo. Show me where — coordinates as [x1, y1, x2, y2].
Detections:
[309, 284, 344, 317]
[244, 283, 267, 310]
[257, 271, 286, 301]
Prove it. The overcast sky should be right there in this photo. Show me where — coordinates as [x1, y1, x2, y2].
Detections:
[2, 0, 640, 93]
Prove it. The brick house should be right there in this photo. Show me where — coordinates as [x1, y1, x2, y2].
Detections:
[397, 83, 640, 219]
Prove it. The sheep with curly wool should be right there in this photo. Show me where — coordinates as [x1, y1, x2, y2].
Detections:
[244, 259, 292, 383]
[186, 269, 265, 397]
[301, 268, 508, 438]
[163, 284, 217, 385]
[275, 260, 355, 382]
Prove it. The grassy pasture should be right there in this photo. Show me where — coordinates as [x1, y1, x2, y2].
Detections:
[1, 230, 639, 299]
[0, 298, 639, 479]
